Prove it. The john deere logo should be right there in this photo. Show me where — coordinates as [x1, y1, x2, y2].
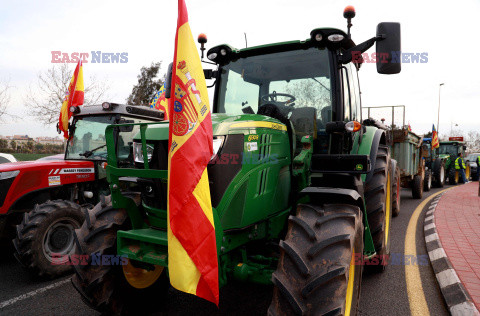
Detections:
[355, 164, 363, 171]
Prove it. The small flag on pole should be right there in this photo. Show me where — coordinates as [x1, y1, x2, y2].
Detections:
[59, 61, 84, 139]
[432, 124, 439, 149]
[150, 85, 170, 120]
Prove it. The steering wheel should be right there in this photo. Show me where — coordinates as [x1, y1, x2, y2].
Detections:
[261, 92, 296, 106]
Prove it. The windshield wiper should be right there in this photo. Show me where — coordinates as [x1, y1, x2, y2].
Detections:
[311, 78, 331, 91]
[79, 144, 107, 158]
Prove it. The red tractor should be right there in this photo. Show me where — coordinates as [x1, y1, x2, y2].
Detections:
[0, 103, 163, 277]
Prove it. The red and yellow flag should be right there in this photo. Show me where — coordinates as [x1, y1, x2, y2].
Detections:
[167, 0, 218, 306]
[150, 85, 170, 120]
[432, 124, 439, 149]
[59, 61, 84, 139]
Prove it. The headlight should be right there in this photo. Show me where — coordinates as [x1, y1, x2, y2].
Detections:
[211, 136, 225, 161]
[133, 142, 154, 163]
[0, 170, 20, 180]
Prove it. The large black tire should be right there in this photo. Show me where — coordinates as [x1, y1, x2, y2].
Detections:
[12, 200, 84, 278]
[412, 175, 423, 199]
[364, 144, 392, 272]
[71, 195, 169, 315]
[268, 203, 363, 316]
[432, 158, 445, 187]
[448, 168, 458, 185]
[392, 164, 401, 217]
[423, 169, 432, 192]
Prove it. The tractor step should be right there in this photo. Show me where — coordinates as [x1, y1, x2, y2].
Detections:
[117, 229, 168, 267]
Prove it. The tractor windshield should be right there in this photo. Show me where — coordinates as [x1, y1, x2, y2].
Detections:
[66, 115, 149, 161]
[439, 143, 459, 156]
[215, 47, 332, 126]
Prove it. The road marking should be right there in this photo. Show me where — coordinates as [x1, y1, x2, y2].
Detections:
[428, 248, 447, 261]
[0, 279, 70, 310]
[405, 188, 452, 316]
[436, 269, 461, 288]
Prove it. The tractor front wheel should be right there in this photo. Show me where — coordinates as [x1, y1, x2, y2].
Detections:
[364, 144, 392, 272]
[71, 195, 169, 314]
[392, 164, 401, 217]
[13, 200, 84, 278]
[412, 175, 424, 199]
[433, 158, 445, 187]
[448, 168, 459, 185]
[424, 170, 432, 192]
[268, 203, 363, 316]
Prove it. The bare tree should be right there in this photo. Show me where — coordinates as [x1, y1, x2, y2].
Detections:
[25, 63, 110, 125]
[467, 131, 480, 152]
[0, 80, 11, 122]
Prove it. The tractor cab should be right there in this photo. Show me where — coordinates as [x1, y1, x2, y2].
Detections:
[65, 103, 164, 168]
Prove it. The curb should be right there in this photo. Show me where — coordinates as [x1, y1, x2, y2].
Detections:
[424, 192, 480, 316]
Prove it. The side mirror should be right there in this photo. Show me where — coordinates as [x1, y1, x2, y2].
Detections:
[165, 62, 173, 99]
[376, 22, 401, 74]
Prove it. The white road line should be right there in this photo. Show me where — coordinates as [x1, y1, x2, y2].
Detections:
[0, 279, 70, 309]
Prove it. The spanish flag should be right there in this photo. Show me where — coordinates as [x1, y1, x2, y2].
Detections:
[167, 0, 218, 306]
[59, 61, 84, 139]
[150, 85, 170, 120]
[432, 124, 439, 149]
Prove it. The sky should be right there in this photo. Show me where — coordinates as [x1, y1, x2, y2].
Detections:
[0, 0, 479, 138]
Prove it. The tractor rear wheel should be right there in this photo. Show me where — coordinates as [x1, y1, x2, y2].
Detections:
[423, 170, 432, 192]
[433, 158, 445, 187]
[412, 175, 424, 199]
[448, 168, 458, 185]
[12, 200, 84, 278]
[268, 203, 363, 316]
[71, 195, 169, 315]
[392, 164, 401, 217]
[364, 144, 392, 272]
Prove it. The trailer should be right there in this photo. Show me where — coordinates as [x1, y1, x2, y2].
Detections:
[364, 105, 426, 199]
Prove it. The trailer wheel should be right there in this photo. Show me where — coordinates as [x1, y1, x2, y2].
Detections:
[448, 168, 458, 185]
[392, 164, 401, 217]
[71, 195, 169, 315]
[423, 170, 432, 192]
[364, 144, 391, 272]
[12, 200, 84, 278]
[268, 203, 363, 316]
[412, 175, 424, 199]
[433, 158, 445, 187]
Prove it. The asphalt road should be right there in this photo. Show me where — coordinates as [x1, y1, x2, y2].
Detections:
[0, 187, 452, 315]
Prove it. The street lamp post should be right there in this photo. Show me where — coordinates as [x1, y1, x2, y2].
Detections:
[437, 83, 444, 135]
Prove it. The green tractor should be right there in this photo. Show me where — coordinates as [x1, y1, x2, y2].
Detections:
[71, 9, 401, 315]
[440, 137, 470, 185]
[422, 137, 446, 188]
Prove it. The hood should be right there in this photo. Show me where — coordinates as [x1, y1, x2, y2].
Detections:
[137, 114, 286, 141]
[0, 159, 94, 173]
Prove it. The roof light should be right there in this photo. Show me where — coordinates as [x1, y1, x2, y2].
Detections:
[197, 33, 207, 44]
[102, 102, 112, 110]
[343, 6, 356, 19]
[69, 106, 80, 114]
[220, 48, 227, 56]
[345, 121, 362, 132]
[328, 34, 344, 42]
[207, 52, 217, 60]
[315, 33, 323, 41]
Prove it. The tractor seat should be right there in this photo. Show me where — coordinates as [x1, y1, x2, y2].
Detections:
[289, 107, 317, 154]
